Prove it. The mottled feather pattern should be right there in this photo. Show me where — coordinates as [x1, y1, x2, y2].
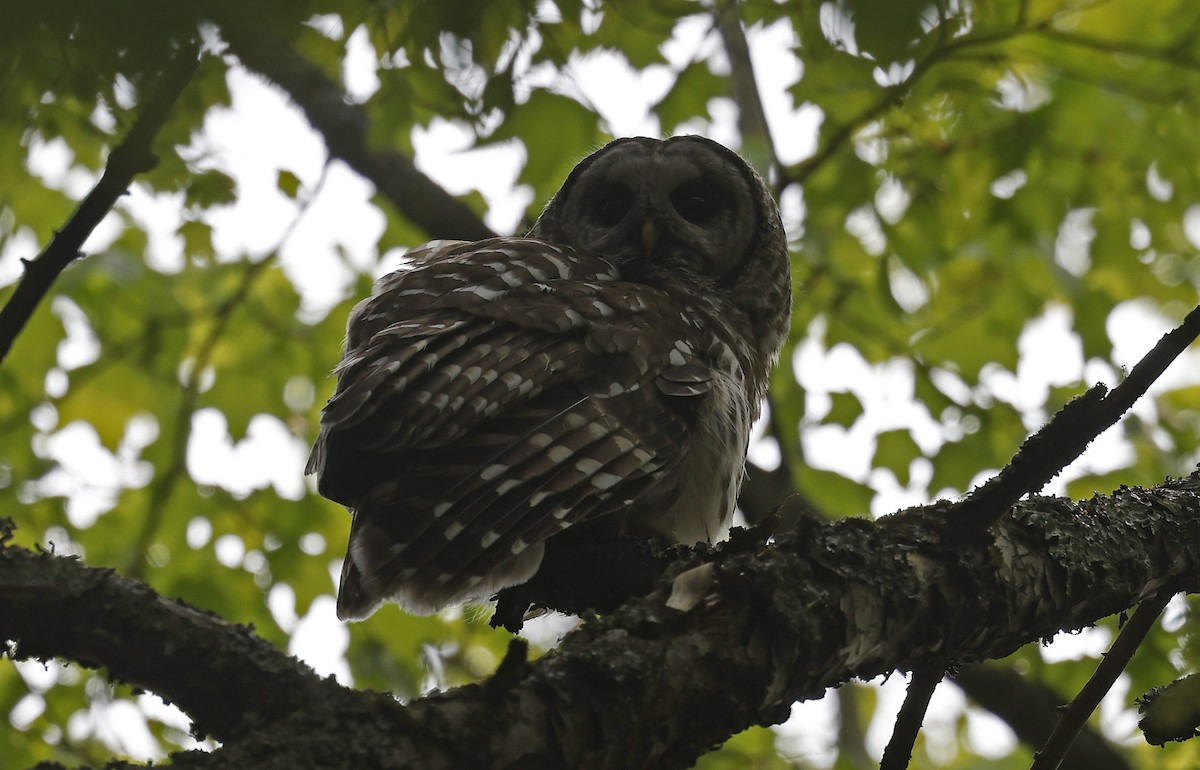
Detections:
[314, 238, 707, 465]
[339, 384, 688, 614]
[310, 238, 724, 616]
[309, 136, 792, 620]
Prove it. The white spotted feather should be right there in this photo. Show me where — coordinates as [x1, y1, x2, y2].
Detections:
[307, 136, 791, 620]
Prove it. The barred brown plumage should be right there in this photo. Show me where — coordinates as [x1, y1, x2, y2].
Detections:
[307, 135, 792, 620]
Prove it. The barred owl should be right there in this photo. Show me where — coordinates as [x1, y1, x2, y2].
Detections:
[307, 135, 791, 620]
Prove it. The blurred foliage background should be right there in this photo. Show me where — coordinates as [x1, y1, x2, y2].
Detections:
[3, 0, 1200, 767]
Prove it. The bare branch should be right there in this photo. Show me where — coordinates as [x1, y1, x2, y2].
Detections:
[0, 42, 199, 366]
[1032, 597, 1171, 770]
[954, 664, 1133, 770]
[880, 667, 942, 770]
[955, 303, 1200, 531]
[714, 2, 778, 175]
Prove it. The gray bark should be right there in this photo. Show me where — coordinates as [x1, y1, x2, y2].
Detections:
[4, 473, 1198, 768]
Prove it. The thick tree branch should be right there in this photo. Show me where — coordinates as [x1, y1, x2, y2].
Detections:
[212, 19, 496, 242]
[425, 475, 1200, 769]
[471, 477, 1200, 770]
[6, 474, 1200, 768]
[0, 42, 198, 366]
[0, 526, 348, 743]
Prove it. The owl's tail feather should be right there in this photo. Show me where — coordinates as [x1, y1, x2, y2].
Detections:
[335, 541, 374, 621]
[337, 487, 549, 621]
[337, 491, 450, 620]
[336, 508, 390, 620]
[337, 502, 452, 620]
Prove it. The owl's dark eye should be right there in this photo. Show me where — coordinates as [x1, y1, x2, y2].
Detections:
[591, 185, 634, 226]
[670, 183, 720, 225]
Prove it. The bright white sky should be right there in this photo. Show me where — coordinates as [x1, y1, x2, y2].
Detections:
[5, 12, 1197, 764]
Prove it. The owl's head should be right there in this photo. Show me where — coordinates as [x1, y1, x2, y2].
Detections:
[531, 135, 791, 367]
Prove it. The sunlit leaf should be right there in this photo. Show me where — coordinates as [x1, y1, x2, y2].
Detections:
[276, 169, 302, 200]
[873, 428, 922, 486]
[825, 390, 863, 429]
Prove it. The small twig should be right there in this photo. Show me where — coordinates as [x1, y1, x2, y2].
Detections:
[0, 41, 199, 366]
[953, 664, 1133, 770]
[880, 667, 943, 770]
[126, 163, 334, 578]
[955, 304, 1200, 531]
[1031, 596, 1171, 770]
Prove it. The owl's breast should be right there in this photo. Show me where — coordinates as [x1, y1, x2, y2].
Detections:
[630, 343, 751, 544]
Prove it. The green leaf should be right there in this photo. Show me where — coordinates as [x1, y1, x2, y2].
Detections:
[843, 0, 934, 62]
[653, 61, 726, 132]
[873, 428, 923, 486]
[590, 1, 682, 69]
[185, 169, 237, 210]
[1139, 672, 1200, 746]
[486, 89, 604, 204]
[276, 169, 302, 200]
[789, 46, 880, 127]
[795, 463, 875, 517]
[825, 390, 863, 429]
[1064, 470, 1135, 501]
[928, 402, 1026, 495]
[695, 725, 793, 769]
[178, 218, 214, 262]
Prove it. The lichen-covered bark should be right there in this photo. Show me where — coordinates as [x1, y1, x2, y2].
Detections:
[426, 477, 1200, 768]
[4, 475, 1200, 769]
[0, 541, 349, 742]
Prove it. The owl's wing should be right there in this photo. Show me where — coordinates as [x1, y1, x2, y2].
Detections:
[307, 239, 721, 618]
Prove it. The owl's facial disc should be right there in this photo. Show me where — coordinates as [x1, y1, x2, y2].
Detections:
[549, 137, 760, 281]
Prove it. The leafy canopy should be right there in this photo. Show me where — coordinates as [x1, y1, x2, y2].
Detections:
[3, 0, 1200, 767]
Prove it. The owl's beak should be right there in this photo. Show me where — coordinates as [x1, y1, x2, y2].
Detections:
[641, 219, 659, 257]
